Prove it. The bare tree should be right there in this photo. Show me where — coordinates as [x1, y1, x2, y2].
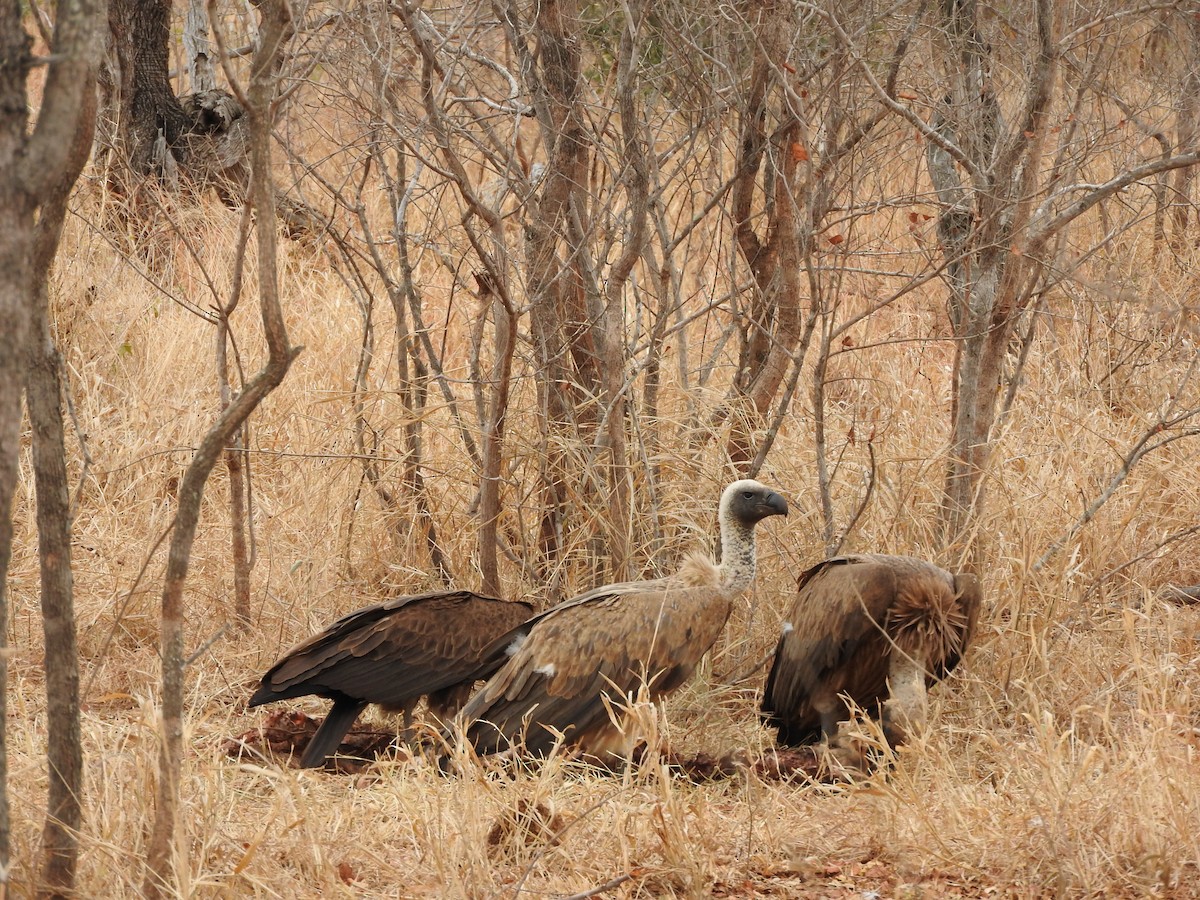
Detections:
[142, 1, 298, 895]
[915, 0, 1200, 565]
[0, 0, 103, 894]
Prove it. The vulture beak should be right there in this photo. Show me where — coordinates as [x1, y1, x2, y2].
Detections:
[765, 491, 789, 517]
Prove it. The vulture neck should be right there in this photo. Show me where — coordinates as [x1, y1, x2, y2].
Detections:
[717, 518, 757, 594]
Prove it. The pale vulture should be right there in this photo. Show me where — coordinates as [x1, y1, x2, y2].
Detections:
[449, 479, 789, 764]
[250, 590, 534, 767]
[761, 554, 981, 747]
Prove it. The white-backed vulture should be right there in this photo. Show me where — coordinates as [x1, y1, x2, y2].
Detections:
[249, 590, 534, 767]
[761, 554, 981, 748]
[450, 479, 789, 763]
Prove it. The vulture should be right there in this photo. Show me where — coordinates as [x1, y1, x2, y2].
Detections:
[448, 479, 789, 764]
[249, 590, 534, 768]
[761, 554, 981, 748]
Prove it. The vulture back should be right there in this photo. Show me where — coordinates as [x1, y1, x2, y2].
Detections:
[761, 554, 980, 746]
[250, 590, 534, 714]
[459, 571, 736, 757]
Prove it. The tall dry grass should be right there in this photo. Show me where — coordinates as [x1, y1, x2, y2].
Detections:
[9, 85, 1200, 900]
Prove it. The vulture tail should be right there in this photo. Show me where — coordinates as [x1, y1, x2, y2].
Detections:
[299, 699, 367, 768]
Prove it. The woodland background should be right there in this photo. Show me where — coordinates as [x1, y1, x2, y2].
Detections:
[5, 0, 1200, 896]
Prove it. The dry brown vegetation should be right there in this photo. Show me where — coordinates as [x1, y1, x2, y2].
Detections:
[9, 1, 1200, 897]
[7, 193, 1200, 897]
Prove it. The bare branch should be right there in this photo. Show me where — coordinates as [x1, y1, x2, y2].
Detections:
[1028, 150, 1200, 253]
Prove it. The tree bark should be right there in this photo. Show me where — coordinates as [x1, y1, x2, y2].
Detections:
[0, 4, 33, 875]
[515, 0, 601, 591]
[476, 273, 518, 598]
[105, 0, 190, 179]
[930, 0, 1055, 566]
[1171, 10, 1200, 249]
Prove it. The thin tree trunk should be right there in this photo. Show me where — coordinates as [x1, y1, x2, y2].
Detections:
[26, 68, 97, 900]
[720, 1, 815, 470]
[26, 341, 83, 900]
[520, 0, 595, 590]
[0, 7, 33, 874]
[476, 273, 517, 598]
[225, 428, 251, 623]
[1171, 11, 1200, 250]
[143, 1, 297, 894]
[393, 274, 451, 586]
[0, 0, 101, 892]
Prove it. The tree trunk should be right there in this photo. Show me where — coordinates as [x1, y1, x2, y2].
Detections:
[476, 273, 518, 598]
[104, 0, 190, 180]
[26, 343, 84, 900]
[0, 7, 34, 876]
[0, 1, 101, 893]
[1171, 10, 1200, 249]
[26, 54, 97, 900]
[515, 0, 602, 591]
[142, 2, 297, 895]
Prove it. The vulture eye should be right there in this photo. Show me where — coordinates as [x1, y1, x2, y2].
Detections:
[742, 490, 756, 500]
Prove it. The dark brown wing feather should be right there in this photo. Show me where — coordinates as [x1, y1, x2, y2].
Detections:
[250, 590, 534, 712]
[459, 578, 733, 757]
[761, 555, 977, 746]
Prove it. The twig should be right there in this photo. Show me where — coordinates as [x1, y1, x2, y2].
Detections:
[184, 626, 228, 667]
[80, 523, 175, 702]
[1034, 423, 1200, 572]
[1089, 523, 1200, 594]
[557, 873, 636, 900]
[832, 441, 877, 557]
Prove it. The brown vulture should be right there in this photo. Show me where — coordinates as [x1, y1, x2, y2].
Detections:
[448, 479, 789, 764]
[249, 590, 534, 768]
[761, 554, 981, 748]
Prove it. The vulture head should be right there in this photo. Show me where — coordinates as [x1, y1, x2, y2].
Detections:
[717, 479, 789, 591]
[447, 479, 788, 766]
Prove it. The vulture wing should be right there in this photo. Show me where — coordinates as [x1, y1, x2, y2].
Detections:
[761, 556, 899, 745]
[251, 590, 534, 709]
[458, 575, 733, 757]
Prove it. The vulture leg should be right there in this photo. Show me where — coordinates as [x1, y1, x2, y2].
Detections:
[299, 699, 368, 768]
[811, 687, 843, 742]
[399, 707, 414, 748]
[881, 650, 928, 746]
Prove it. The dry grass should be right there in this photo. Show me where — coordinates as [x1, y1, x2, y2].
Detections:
[9, 121, 1200, 899]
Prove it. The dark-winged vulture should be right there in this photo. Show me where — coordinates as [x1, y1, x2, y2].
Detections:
[449, 479, 788, 764]
[250, 590, 534, 767]
[761, 554, 981, 748]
